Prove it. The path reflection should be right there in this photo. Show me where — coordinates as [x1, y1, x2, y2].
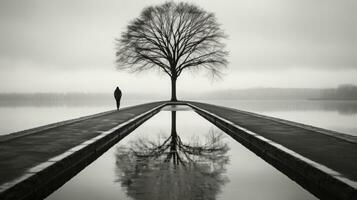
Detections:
[115, 111, 230, 200]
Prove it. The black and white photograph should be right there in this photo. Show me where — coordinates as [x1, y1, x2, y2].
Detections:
[0, 0, 356, 199]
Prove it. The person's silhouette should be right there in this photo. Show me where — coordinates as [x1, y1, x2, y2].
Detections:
[114, 86, 122, 110]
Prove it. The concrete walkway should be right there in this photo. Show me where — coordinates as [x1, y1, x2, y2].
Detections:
[189, 101, 357, 200]
[1, 100, 356, 200]
[0, 102, 164, 194]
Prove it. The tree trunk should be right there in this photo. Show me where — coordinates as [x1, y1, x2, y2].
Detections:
[170, 76, 177, 101]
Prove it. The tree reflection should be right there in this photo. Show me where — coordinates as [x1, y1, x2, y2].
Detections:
[115, 111, 230, 200]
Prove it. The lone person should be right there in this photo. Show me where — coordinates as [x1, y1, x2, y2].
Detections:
[114, 86, 122, 110]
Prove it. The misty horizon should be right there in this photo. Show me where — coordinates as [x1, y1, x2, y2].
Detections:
[1, 84, 357, 102]
[1, 0, 357, 95]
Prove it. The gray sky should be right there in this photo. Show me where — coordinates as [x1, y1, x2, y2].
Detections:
[0, 0, 356, 95]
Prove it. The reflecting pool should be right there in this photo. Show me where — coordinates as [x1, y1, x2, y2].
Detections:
[46, 105, 317, 200]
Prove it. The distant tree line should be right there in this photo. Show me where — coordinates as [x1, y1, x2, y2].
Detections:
[0, 93, 112, 107]
[203, 85, 357, 100]
[0, 85, 356, 105]
[321, 84, 357, 100]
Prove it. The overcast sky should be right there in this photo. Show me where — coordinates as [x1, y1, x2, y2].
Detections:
[0, 0, 356, 96]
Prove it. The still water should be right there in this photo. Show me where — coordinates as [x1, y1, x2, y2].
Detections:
[203, 100, 357, 136]
[1, 99, 356, 136]
[46, 106, 317, 200]
[0, 100, 148, 135]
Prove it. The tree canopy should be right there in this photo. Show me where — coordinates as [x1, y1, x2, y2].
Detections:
[115, 2, 228, 101]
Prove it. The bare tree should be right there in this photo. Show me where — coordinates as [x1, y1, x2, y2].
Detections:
[115, 2, 228, 101]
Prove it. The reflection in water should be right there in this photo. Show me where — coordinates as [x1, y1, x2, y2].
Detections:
[115, 111, 229, 200]
[46, 108, 317, 200]
[0, 100, 148, 135]
[2, 100, 357, 136]
[203, 100, 357, 115]
[201, 100, 357, 136]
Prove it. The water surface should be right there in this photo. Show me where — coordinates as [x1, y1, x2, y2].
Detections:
[1, 99, 356, 136]
[0, 100, 149, 135]
[46, 106, 317, 200]
[202, 100, 357, 136]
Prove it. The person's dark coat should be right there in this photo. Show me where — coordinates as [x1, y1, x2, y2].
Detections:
[114, 87, 122, 110]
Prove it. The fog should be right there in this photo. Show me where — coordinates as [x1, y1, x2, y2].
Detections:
[0, 0, 356, 94]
